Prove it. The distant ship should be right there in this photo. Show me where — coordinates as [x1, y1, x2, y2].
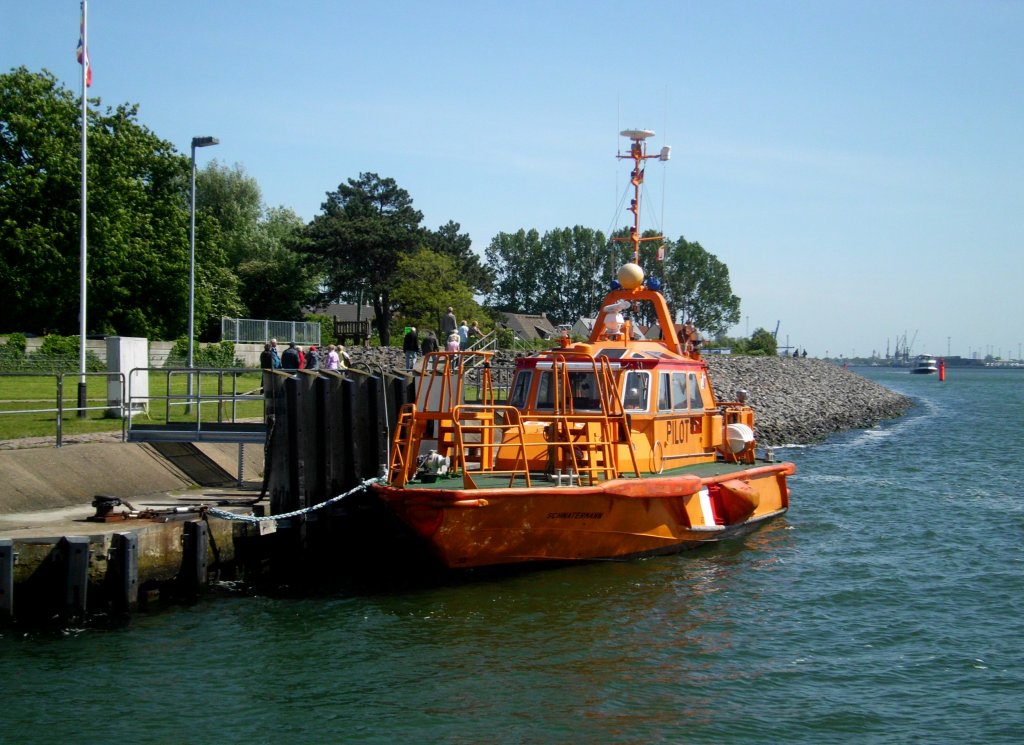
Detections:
[910, 354, 939, 374]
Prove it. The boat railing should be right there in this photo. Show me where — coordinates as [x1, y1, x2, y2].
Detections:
[542, 353, 641, 480]
[416, 350, 496, 412]
[389, 351, 502, 487]
[387, 349, 643, 488]
[524, 411, 639, 484]
[451, 404, 532, 489]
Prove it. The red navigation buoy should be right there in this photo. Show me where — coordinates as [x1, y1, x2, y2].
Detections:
[938, 358, 946, 381]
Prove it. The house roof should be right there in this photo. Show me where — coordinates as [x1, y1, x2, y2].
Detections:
[311, 303, 376, 323]
[499, 311, 559, 341]
[573, 317, 597, 333]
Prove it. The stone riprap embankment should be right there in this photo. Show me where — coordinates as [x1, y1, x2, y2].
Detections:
[705, 356, 912, 446]
[346, 347, 912, 447]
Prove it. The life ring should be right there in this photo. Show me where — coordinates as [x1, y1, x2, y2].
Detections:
[651, 440, 665, 474]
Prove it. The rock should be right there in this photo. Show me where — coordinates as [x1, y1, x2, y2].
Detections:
[705, 356, 912, 445]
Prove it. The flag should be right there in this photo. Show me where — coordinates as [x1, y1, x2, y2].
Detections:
[656, 244, 666, 261]
[76, 4, 92, 87]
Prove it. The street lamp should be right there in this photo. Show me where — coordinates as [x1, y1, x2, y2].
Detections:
[188, 135, 218, 412]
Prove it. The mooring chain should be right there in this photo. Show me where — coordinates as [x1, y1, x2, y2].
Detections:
[204, 476, 386, 524]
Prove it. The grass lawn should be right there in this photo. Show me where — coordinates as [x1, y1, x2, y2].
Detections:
[0, 370, 265, 441]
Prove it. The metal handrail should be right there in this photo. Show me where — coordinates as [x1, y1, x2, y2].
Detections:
[0, 371, 126, 447]
[125, 367, 266, 433]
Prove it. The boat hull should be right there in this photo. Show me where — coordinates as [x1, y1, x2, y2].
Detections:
[372, 462, 793, 568]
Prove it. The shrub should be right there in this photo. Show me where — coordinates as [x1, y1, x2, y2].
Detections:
[494, 328, 517, 349]
[28, 334, 104, 372]
[165, 338, 243, 368]
[1, 333, 27, 355]
[0, 333, 28, 371]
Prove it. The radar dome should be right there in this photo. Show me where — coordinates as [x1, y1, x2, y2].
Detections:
[618, 263, 644, 290]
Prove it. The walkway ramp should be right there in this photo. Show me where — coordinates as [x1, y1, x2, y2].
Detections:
[127, 421, 266, 444]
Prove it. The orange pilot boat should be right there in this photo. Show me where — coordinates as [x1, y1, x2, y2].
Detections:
[371, 129, 795, 568]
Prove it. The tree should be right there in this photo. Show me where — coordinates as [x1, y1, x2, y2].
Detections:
[483, 229, 546, 314]
[301, 173, 424, 345]
[197, 161, 315, 320]
[1, 68, 86, 334]
[196, 160, 264, 267]
[485, 226, 621, 325]
[390, 248, 480, 332]
[235, 206, 317, 321]
[424, 220, 494, 295]
[746, 327, 778, 356]
[661, 236, 741, 337]
[538, 226, 612, 325]
[0, 67, 241, 338]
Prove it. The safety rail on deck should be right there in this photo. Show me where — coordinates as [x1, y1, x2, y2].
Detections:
[451, 404, 532, 489]
[0, 371, 126, 448]
[526, 412, 624, 485]
[543, 353, 641, 479]
[125, 367, 268, 444]
[386, 351, 644, 489]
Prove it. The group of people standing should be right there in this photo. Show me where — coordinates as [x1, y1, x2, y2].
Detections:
[260, 338, 351, 371]
[402, 308, 485, 369]
[258, 310, 489, 374]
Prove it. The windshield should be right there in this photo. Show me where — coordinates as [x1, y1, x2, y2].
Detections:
[536, 370, 600, 410]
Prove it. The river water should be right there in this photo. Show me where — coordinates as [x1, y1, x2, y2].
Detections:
[2, 366, 1022, 744]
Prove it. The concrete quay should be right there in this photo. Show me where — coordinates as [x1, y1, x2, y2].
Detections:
[0, 440, 266, 625]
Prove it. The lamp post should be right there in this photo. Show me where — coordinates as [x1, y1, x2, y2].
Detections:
[188, 136, 218, 413]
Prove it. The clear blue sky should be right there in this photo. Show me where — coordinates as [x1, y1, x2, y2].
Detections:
[4, 1, 1022, 359]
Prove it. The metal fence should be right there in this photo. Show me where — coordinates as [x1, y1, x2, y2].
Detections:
[0, 355, 105, 373]
[125, 367, 267, 438]
[0, 371, 126, 447]
[221, 318, 321, 345]
[460, 363, 516, 403]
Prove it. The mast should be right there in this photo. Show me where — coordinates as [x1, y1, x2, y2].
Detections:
[616, 129, 670, 264]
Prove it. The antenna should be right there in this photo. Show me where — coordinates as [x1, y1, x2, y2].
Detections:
[615, 129, 668, 265]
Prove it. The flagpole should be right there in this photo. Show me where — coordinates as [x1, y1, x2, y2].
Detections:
[77, 0, 89, 418]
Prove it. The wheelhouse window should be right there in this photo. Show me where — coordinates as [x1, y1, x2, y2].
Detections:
[536, 370, 599, 410]
[671, 372, 688, 410]
[508, 371, 532, 410]
[688, 372, 703, 410]
[660, 370, 703, 411]
[658, 372, 671, 411]
[622, 370, 650, 410]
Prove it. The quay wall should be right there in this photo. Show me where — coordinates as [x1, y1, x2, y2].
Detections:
[16, 338, 268, 367]
[0, 442, 264, 516]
